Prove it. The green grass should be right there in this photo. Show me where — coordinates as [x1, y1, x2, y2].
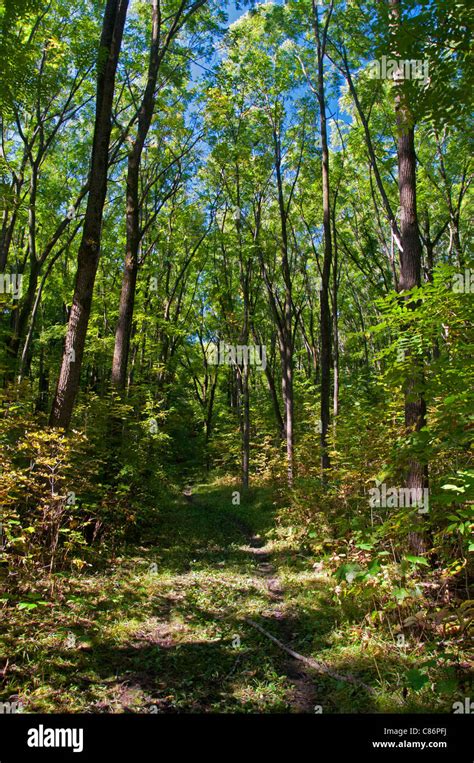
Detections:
[0, 482, 468, 713]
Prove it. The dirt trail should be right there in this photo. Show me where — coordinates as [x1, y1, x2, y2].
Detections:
[114, 489, 320, 712]
[230, 514, 319, 713]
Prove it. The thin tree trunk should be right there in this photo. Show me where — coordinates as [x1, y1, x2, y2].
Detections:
[280, 329, 294, 485]
[111, 0, 159, 389]
[274, 128, 294, 486]
[254, 330, 285, 441]
[236, 201, 251, 489]
[205, 370, 218, 472]
[241, 360, 250, 488]
[313, 0, 333, 473]
[18, 260, 50, 382]
[332, 212, 339, 420]
[7, 256, 39, 363]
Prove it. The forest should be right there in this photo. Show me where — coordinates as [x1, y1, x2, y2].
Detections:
[0, 0, 472, 724]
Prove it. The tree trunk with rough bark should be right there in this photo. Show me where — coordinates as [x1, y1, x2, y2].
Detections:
[389, 0, 428, 554]
[49, 0, 129, 428]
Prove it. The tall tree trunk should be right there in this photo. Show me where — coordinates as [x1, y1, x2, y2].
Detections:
[274, 128, 294, 486]
[280, 327, 294, 486]
[241, 359, 250, 488]
[110, 221, 139, 389]
[111, 0, 206, 389]
[236, 201, 251, 489]
[49, 0, 129, 428]
[332, 210, 339, 420]
[398, 125, 428, 553]
[313, 0, 333, 473]
[204, 370, 217, 472]
[389, 0, 428, 554]
[265, 360, 285, 441]
[111, 0, 160, 389]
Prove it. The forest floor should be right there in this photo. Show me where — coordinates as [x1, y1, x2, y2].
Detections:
[1, 484, 463, 713]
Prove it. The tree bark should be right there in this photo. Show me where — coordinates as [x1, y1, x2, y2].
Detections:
[111, 0, 160, 389]
[236, 196, 251, 489]
[313, 0, 333, 473]
[332, 206, 339, 420]
[389, 0, 428, 554]
[274, 128, 294, 486]
[49, 0, 129, 428]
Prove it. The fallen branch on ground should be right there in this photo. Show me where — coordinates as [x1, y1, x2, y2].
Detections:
[244, 618, 375, 694]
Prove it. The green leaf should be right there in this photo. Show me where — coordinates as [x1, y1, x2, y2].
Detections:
[406, 669, 429, 691]
[393, 587, 411, 603]
[405, 555, 430, 566]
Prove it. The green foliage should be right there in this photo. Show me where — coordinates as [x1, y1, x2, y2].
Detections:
[0, 0, 471, 716]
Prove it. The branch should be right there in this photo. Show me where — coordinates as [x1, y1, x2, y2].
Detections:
[245, 618, 375, 694]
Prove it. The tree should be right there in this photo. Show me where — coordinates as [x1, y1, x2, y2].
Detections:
[388, 0, 428, 552]
[111, 0, 209, 390]
[49, 0, 129, 428]
[311, 0, 334, 473]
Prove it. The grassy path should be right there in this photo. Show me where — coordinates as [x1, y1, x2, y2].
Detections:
[2, 483, 448, 713]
